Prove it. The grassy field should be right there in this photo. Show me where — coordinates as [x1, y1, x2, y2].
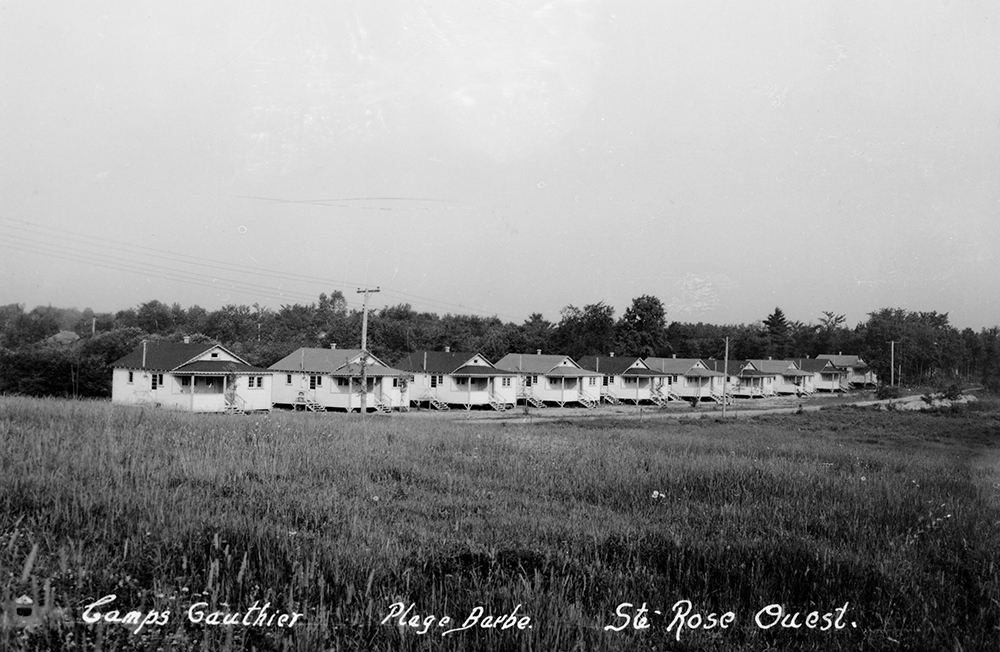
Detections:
[1, 396, 998, 651]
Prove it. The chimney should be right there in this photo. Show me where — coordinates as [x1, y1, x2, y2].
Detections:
[536, 349, 542, 355]
[142, 340, 147, 368]
[768, 356, 772, 360]
[444, 346, 450, 353]
[672, 354, 677, 359]
[329, 343, 337, 349]
[183, 336, 190, 344]
[423, 351, 427, 371]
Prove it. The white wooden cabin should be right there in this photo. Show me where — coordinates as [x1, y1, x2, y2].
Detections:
[816, 354, 877, 388]
[576, 355, 670, 405]
[493, 353, 603, 408]
[745, 360, 815, 396]
[269, 347, 406, 412]
[643, 357, 727, 403]
[110, 339, 272, 413]
[394, 350, 516, 410]
[792, 358, 847, 392]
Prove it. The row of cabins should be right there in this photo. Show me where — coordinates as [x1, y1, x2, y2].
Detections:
[109, 340, 875, 414]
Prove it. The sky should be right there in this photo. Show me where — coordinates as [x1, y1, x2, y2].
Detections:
[2, 0, 999, 330]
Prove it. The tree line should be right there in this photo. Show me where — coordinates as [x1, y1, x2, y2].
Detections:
[2, 294, 999, 398]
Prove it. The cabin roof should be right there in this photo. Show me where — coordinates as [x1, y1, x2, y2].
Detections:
[494, 353, 584, 375]
[643, 357, 722, 376]
[268, 348, 377, 373]
[394, 351, 498, 375]
[111, 341, 247, 371]
[817, 354, 868, 369]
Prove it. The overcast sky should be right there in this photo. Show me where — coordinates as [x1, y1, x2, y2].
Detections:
[2, 0, 998, 329]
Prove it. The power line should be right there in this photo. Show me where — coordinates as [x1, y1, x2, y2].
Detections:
[0, 239, 325, 306]
[0, 218, 368, 293]
[0, 217, 515, 319]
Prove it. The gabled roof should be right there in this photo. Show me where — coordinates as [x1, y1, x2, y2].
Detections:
[747, 360, 813, 376]
[702, 359, 743, 375]
[733, 361, 778, 377]
[643, 357, 724, 377]
[393, 351, 510, 376]
[493, 353, 601, 377]
[542, 366, 603, 378]
[577, 356, 668, 377]
[817, 354, 867, 369]
[450, 365, 516, 377]
[791, 358, 844, 374]
[111, 341, 249, 371]
[328, 362, 404, 378]
[176, 361, 270, 374]
[268, 348, 390, 374]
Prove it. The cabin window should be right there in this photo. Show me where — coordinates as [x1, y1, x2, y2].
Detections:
[127, 371, 134, 383]
[603, 376, 610, 386]
[392, 378, 399, 388]
[338, 378, 350, 387]
[524, 375, 532, 387]
[211, 352, 219, 358]
[456, 378, 467, 386]
[286, 374, 292, 385]
[624, 377, 637, 385]
[151, 373, 163, 390]
[310, 375, 322, 389]
[181, 377, 191, 387]
[248, 376, 263, 389]
[589, 377, 597, 386]
[501, 377, 511, 387]
[430, 375, 443, 388]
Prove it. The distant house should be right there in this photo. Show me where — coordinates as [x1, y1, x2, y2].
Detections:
[744, 359, 815, 396]
[792, 358, 847, 392]
[816, 354, 877, 387]
[45, 330, 80, 346]
[576, 355, 670, 405]
[493, 353, 603, 408]
[394, 349, 516, 411]
[110, 339, 272, 413]
[268, 346, 406, 412]
[643, 357, 726, 403]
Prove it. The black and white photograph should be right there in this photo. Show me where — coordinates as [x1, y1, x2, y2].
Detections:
[2, 1, 999, 650]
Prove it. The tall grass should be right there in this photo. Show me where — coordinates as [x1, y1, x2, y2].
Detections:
[1, 396, 998, 650]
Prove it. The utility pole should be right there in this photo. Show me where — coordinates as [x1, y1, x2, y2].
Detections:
[889, 340, 895, 386]
[357, 287, 380, 414]
[722, 336, 729, 418]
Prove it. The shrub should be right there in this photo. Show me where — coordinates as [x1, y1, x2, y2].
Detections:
[875, 383, 900, 400]
[938, 381, 964, 401]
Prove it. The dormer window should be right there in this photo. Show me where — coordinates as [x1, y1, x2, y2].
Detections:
[211, 352, 219, 358]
